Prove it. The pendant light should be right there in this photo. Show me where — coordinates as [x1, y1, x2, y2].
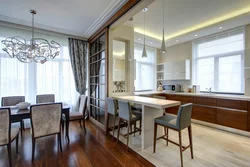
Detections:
[161, 0, 167, 53]
[142, 7, 147, 58]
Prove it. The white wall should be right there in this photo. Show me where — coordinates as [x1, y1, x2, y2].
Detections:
[108, 26, 135, 96]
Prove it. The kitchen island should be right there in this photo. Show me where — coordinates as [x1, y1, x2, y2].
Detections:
[115, 95, 181, 149]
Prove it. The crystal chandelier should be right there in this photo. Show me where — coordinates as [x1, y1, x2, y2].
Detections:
[1, 10, 60, 64]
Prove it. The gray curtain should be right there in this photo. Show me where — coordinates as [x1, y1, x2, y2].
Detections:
[68, 38, 88, 95]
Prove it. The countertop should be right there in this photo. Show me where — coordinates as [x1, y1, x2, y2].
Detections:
[134, 91, 250, 101]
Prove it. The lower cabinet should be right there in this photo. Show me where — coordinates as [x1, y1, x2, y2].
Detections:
[217, 108, 248, 131]
[192, 105, 216, 124]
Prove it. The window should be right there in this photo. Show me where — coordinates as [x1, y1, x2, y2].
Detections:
[193, 28, 244, 93]
[134, 44, 156, 91]
[0, 25, 78, 110]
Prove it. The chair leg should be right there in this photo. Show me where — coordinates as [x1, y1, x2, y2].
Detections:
[112, 115, 116, 140]
[32, 138, 36, 161]
[179, 131, 183, 167]
[58, 133, 62, 152]
[188, 125, 194, 159]
[139, 119, 142, 135]
[117, 118, 121, 144]
[153, 123, 157, 153]
[133, 122, 136, 137]
[83, 118, 86, 133]
[79, 119, 82, 128]
[165, 127, 169, 146]
[106, 113, 109, 135]
[16, 133, 19, 153]
[62, 120, 65, 132]
[7, 143, 12, 167]
[127, 121, 130, 151]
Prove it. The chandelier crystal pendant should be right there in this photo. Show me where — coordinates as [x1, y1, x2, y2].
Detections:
[1, 10, 60, 64]
[160, 0, 167, 53]
[142, 7, 147, 58]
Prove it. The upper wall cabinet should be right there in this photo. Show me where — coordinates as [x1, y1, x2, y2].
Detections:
[163, 59, 190, 80]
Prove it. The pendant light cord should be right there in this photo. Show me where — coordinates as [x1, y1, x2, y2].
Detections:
[144, 7, 145, 44]
[163, 0, 164, 30]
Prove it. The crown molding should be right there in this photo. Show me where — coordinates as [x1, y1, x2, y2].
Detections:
[84, 0, 127, 38]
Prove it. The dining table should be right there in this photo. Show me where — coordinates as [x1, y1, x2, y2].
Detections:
[10, 103, 71, 142]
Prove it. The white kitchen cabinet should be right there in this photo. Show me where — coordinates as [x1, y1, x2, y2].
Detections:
[162, 59, 190, 80]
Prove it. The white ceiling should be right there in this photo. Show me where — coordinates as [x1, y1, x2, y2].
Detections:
[0, 0, 128, 38]
[125, 0, 250, 48]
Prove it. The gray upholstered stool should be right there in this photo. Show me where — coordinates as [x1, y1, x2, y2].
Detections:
[153, 103, 194, 167]
[106, 97, 119, 140]
[117, 100, 142, 151]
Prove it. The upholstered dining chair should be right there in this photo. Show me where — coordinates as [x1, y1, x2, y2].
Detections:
[36, 94, 55, 104]
[30, 103, 62, 161]
[0, 108, 19, 167]
[1, 96, 25, 137]
[62, 95, 87, 133]
[117, 100, 142, 151]
[153, 103, 194, 167]
[106, 97, 119, 140]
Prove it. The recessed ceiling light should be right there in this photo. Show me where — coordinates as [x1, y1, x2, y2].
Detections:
[195, 34, 198, 37]
[176, 40, 179, 42]
[138, 38, 141, 41]
[142, 7, 148, 12]
[150, 41, 153, 44]
[219, 26, 223, 29]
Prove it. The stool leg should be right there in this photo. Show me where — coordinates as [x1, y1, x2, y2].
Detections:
[117, 118, 121, 144]
[188, 125, 194, 159]
[179, 131, 183, 167]
[134, 122, 136, 137]
[139, 119, 142, 135]
[153, 123, 157, 153]
[113, 115, 116, 140]
[127, 121, 130, 151]
[165, 127, 169, 146]
[106, 113, 109, 135]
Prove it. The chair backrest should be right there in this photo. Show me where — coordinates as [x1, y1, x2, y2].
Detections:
[1, 96, 25, 106]
[36, 94, 55, 104]
[30, 103, 62, 138]
[176, 103, 193, 130]
[117, 100, 132, 121]
[152, 95, 166, 99]
[0, 108, 11, 145]
[106, 97, 118, 115]
[79, 95, 87, 115]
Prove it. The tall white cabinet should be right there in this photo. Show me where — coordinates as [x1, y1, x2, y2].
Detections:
[157, 59, 190, 81]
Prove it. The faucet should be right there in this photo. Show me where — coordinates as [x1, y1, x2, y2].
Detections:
[206, 87, 212, 94]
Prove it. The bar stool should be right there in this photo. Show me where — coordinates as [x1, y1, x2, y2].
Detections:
[117, 100, 142, 151]
[106, 97, 119, 140]
[153, 103, 194, 167]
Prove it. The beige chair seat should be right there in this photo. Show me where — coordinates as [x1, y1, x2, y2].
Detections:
[11, 128, 19, 142]
[69, 112, 84, 121]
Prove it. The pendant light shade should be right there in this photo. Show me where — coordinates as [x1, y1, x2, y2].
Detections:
[142, 7, 147, 58]
[160, 0, 167, 54]
[161, 29, 167, 53]
[142, 45, 147, 58]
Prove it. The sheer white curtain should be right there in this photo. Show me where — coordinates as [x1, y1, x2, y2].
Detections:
[0, 25, 78, 110]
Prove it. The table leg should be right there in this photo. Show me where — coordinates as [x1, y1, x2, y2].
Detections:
[65, 109, 70, 143]
[141, 105, 164, 150]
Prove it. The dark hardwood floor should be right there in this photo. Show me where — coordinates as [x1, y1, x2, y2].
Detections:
[0, 121, 154, 167]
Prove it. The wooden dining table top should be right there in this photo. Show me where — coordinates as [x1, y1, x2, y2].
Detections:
[9, 103, 71, 115]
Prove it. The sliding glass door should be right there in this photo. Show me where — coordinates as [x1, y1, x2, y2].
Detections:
[89, 29, 108, 127]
